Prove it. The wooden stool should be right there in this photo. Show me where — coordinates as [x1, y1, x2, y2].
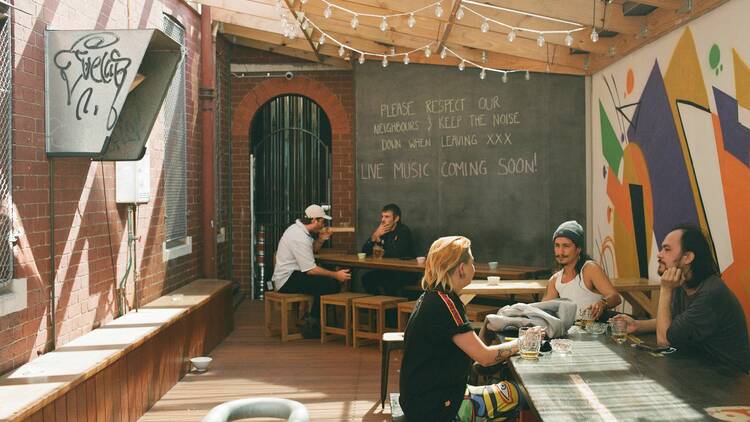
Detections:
[264, 291, 313, 342]
[397, 302, 497, 331]
[397, 300, 417, 331]
[352, 295, 407, 349]
[320, 292, 370, 345]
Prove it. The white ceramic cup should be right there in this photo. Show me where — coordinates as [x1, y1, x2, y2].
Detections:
[487, 276, 501, 285]
[488, 261, 499, 270]
[416, 256, 426, 265]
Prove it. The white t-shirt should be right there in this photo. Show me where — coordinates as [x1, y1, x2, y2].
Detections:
[271, 220, 317, 290]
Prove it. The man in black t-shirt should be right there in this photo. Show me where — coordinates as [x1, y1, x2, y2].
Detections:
[361, 203, 417, 296]
[614, 224, 750, 373]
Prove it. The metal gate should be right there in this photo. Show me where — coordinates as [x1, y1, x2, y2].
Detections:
[250, 95, 332, 298]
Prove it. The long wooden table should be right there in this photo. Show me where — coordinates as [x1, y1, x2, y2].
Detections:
[510, 334, 750, 421]
[460, 277, 662, 317]
[315, 253, 550, 280]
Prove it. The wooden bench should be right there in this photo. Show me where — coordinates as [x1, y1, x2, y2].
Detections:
[0, 279, 233, 422]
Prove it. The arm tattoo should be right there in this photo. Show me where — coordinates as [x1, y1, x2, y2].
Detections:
[494, 344, 515, 363]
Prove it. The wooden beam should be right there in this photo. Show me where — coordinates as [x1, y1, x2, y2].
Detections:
[220, 22, 312, 50]
[476, 0, 644, 35]
[284, 0, 323, 62]
[211, 7, 287, 35]
[193, 0, 279, 20]
[631, 0, 686, 10]
[436, 0, 463, 53]
[589, 0, 729, 73]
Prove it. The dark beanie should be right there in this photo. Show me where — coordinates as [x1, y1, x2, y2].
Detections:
[553, 220, 584, 247]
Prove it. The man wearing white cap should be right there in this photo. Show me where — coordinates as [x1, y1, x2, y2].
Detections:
[272, 204, 352, 337]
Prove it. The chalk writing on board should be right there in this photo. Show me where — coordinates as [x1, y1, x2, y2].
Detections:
[498, 153, 538, 176]
[441, 160, 488, 177]
[360, 162, 384, 179]
[393, 161, 430, 179]
[425, 98, 466, 114]
[442, 134, 478, 148]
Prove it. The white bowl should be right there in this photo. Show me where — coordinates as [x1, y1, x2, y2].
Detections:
[190, 356, 212, 372]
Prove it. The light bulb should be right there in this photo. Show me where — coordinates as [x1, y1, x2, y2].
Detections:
[300, 0, 307, 3]
[440, 47, 447, 59]
[481, 50, 487, 64]
[301, 19, 309, 31]
[481, 19, 490, 33]
[350, 15, 358, 29]
[456, 6, 464, 20]
[435, 3, 443, 18]
[507, 29, 516, 43]
[458, 60, 465, 71]
[565, 33, 573, 47]
[424, 46, 432, 58]
[338, 45, 345, 56]
[318, 34, 325, 45]
[525, 70, 530, 80]
[323, 5, 332, 19]
[380, 17, 388, 32]
[403, 54, 410, 65]
[546, 62, 551, 73]
[502, 73, 508, 83]
[590, 28, 599, 43]
[289, 29, 297, 40]
[537, 33, 545, 47]
[480, 69, 486, 80]
[408, 13, 416, 28]
[359, 53, 365, 64]
[382, 56, 388, 67]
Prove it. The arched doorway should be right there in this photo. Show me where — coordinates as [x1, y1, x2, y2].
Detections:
[251, 95, 332, 297]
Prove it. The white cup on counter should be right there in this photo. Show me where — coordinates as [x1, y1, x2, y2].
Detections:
[487, 276, 501, 286]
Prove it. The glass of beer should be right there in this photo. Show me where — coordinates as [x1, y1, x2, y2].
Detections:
[519, 327, 541, 360]
[372, 244, 385, 259]
[610, 319, 627, 344]
[577, 307, 594, 329]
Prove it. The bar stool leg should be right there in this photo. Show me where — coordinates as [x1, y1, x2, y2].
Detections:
[353, 305, 360, 348]
[380, 341, 390, 408]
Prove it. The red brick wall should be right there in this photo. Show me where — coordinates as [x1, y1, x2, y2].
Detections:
[1, 0, 204, 375]
[229, 46, 356, 292]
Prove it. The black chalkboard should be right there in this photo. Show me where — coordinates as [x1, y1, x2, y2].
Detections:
[355, 62, 586, 267]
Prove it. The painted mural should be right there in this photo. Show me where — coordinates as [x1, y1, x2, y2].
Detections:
[592, 0, 750, 325]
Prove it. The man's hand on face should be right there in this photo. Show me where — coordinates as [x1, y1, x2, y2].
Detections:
[318, 227, 332, 242]
[660, 266, 684, 290]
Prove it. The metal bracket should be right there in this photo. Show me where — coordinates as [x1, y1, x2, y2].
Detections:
[678, 0, 693, 13]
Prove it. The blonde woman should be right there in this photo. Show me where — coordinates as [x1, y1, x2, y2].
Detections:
[399, 236, 533, 422]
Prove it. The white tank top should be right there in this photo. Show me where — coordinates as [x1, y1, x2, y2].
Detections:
[554, 261, 603, 308]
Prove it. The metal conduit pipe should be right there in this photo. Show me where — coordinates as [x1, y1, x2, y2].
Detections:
[200, 5, 217, 278]
[48, 158, 56, 350]
[117, 205, 135, 317]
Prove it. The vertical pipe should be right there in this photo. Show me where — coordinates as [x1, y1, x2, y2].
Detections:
[200, 6, 217, 278]
[48, 158, 56, 351]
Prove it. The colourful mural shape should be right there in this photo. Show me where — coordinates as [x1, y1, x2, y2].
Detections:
[595, 19, 750, 328]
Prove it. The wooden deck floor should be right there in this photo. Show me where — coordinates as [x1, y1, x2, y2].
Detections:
[139, 299, 400, 421]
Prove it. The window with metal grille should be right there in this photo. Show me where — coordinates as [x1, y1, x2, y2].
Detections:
[0, 15, 14, 289]
[162, 15, 187, 247]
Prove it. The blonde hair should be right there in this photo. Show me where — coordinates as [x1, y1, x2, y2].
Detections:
[421, 236, 473, 292]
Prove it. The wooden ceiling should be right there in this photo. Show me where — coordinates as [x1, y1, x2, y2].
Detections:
[195, 0, 727, 75]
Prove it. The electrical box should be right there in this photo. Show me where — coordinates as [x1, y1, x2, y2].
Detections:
[116, 150, 150, 203]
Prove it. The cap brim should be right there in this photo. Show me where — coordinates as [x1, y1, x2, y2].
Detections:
[322, 215, 332, 220]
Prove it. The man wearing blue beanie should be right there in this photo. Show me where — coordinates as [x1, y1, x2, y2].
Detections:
[542, 220, 621, 321]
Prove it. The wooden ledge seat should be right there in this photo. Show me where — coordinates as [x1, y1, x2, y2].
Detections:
[398, 301, 498, 331]
[320, 292, 370, 345]
[0, 279, 233, 422]
[264, 291, 313, 342]
[352, 296, 407, 349]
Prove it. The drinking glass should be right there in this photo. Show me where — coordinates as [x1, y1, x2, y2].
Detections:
[519, 327, 541, 360]
[577, 307, 594, 328]
[372, 244, 385, 259]
[610, 319, 627, 344]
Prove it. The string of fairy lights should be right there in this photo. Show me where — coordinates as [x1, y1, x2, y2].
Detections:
[276, 0, 600, 79]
